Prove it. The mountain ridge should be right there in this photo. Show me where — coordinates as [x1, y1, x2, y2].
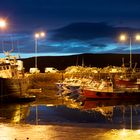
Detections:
[22, 53, 140, 72]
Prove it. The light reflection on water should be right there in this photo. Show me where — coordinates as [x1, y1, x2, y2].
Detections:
[1, 98, 140, 139]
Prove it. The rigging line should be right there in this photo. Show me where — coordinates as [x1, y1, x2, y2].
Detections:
[10, 35, 14, 52]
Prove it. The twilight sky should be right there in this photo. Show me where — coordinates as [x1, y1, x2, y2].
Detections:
[0, 0, 140, 58]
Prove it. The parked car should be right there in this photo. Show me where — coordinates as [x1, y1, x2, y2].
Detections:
[45, 67, 58, 73]
[29, 68, 40, 74]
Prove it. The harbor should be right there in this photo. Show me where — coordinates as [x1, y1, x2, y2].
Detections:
[1, 88, 140, 139]
[1, 0, 140, 139]
[1, 51, 140, 139]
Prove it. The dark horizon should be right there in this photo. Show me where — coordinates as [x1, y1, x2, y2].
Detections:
[22, 53, 140, 72]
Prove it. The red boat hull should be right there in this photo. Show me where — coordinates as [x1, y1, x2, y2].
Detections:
[83, 89, 140, 99]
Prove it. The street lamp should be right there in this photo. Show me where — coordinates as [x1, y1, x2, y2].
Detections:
[0, 18, 7, 56]
[0, 19, 7, 29]
[119, 34, 140, 69]
[34, 32, 45, 68]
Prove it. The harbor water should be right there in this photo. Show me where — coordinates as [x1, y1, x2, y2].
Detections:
[1, 90, 140, 139]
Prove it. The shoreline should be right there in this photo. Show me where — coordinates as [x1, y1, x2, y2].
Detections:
[22, 53, 140, 72]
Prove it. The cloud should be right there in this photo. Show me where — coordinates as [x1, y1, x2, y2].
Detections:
[50, 22, 116, 41]
[1, 22, 140, 56]
[45, 22, 140, 54]
[51, 22, 140, 41]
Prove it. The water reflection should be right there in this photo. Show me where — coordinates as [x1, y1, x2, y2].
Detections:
[0, 103, 30, 123]
[1, 98, 140, 139]
[1, 97, 140, 130]
[81, 100, 140, 129]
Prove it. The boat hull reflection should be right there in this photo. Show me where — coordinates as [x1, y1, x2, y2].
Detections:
[82, 99, 140, 110]
[0, 103, 30, 123]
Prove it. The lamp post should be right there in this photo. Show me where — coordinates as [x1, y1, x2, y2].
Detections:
[119, 34, 140, 69]
[34, 32, 45, 68]
[0, 18, 7, 103]
[0, 19, 7, 51]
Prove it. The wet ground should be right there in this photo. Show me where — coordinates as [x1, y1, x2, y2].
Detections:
[1, 89, 140, 139]
[2, 123, 140, 140]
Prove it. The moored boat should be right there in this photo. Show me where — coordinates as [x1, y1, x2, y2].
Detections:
[82, 78, 140, 99]
[0, 53, 35, 102]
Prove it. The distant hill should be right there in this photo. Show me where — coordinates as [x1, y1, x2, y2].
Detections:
[22, 53, 140, 72]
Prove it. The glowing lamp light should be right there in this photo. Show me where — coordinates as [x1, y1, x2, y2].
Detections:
[40, 32, 45, 37]
[135, 34, 140, 41]
[120, 34, 127, 41]
[35, 32, 45, 38]
[0, 19, 6, 28]
[120, 129, 127, 136]
[35, 33, 40, 38]
[136, 129, 140, 134]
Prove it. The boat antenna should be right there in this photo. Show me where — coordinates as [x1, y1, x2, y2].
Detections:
[122, 57, 125, 67]
[131, 62, 137, 78]
[2, 36, 14, 59]
[16, 40, 21, 59]
[3, 47, 14, 59]
[82, 57, 84, 67]
[76, 56, 79, 66]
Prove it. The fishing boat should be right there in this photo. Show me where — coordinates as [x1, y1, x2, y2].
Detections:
[56, 78, 81, 92]
[82, 76, 140, 99]
[0, 51, 35, 102]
